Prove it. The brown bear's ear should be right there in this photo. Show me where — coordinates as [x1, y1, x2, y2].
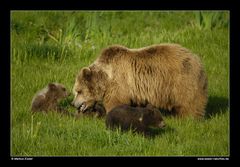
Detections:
[48, 83, 56, 90]
[81, 67, 92, 81]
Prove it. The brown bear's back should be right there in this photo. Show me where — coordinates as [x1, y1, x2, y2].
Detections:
[96, 44, 207, 118]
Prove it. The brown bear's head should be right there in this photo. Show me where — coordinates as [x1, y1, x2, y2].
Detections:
[72, 66, 107, 112]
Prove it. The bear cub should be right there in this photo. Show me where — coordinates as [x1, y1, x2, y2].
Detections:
[105, 104, 165, 134]
[31, 83, 70, 113]
[75, 101, 106, 118]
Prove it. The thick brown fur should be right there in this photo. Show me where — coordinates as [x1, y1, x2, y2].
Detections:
[31, 83, 70, 113]
[106, 104, 165, 134]
[72, 44, 208, 118]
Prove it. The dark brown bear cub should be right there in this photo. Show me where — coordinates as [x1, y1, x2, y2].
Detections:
[105, 104, 165, 134]
[31, 83, 70, 113]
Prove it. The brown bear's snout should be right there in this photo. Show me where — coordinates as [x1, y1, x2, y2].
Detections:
[71, 99, 82, 109]
[158, 121, 166, 128]
[72, 100, 88, 112]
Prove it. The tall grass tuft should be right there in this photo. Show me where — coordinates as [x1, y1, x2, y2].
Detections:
[195, 11, 229, 30]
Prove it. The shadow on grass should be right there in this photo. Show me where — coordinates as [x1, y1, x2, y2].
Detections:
[205, 96, 229, 118]
[145, 126, 175, 138]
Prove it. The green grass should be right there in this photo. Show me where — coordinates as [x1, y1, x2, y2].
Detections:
[11, 11, 229, 156]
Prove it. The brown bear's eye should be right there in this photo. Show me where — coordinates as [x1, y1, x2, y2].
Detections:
[77, 90, 82, 94]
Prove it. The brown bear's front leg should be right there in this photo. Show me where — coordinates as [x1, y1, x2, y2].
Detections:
[104, 100, 122, 113]
[103, 86, 132, 113]
[104, 97, 129, 113]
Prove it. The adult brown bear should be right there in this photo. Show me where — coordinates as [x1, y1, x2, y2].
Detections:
[72, 44, 208, 118]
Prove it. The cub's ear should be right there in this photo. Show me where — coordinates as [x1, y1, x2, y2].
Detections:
[81, 67, 92, 81]
[146, 104, 159, 113]
[48, 83, 56, 90]
[146, 103, 154, 109]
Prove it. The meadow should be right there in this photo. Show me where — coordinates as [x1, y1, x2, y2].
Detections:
[11, 11, 229, 156]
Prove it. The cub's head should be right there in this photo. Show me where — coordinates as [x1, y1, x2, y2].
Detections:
[47, 83, 70, 101]
[142, 104, 166, 129]
[72, 66, 107, 112]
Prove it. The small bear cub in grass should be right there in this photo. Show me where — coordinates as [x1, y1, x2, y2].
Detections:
[106, 104, 165, 134]
[31, 83, 70, 113]
[75, 101, 106, 118]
